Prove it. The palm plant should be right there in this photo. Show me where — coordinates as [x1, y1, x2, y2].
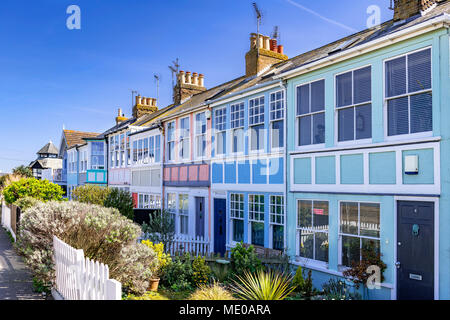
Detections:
[231, 269, 295, 300]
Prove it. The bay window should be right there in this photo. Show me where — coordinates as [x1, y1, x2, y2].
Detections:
[249, 194, 265, 247]
[230, 193, 244, 243]
[297, 200, 329, 263]
[91, 142, 104, 169]
[297, 80, 325, 146]
[270, 91, 284, 150]
[231, 103, 244, 153]
[215, 107, 227, 156]
[336, 66, 372, 142]
[385, 48, 432, 136]
[249, 96, 265, 152]
[340, 202, 380, 267]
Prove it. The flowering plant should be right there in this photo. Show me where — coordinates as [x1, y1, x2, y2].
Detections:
[142, 240, 171, 278]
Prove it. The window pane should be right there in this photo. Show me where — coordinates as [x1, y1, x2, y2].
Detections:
[273, 225, 284, 251]
[354, 66, 371, 104]
[233, 128, 244, 153]
[250, 124, 264, 151]
[299, 116, 311, 146]
[216, 131, 226, 154]
[355, 104, 372, 140]
[313, 201, 329, 231]
[337, 72, 352, 107]
[386, 56, 407, 97]
[299, 229, 314, 259]
[388, 97, 409, 136]
[408, 49, 431, 93]
[232, 219, 244, 242]
[338, 107, 354, 141]
[315, 232, 329, 263]
[297, 84, 310, 115]
[313, 113, 325, 144]
[342, 236, 360, 267]
[340, 202, 358, 235]
[251, 222, 264, 246]
[410, 93, 432, 133]
[298, 200, 312, 228]
[271, 120, 283, 149]
[311, 80, 325, 112]
[362, 239, 381, 256]
[360, 203, 380, 238]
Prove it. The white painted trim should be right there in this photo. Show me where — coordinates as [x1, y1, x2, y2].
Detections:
[290, 141, 440, 195]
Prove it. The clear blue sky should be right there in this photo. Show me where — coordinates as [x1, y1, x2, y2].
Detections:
[0, 0, 392, 173]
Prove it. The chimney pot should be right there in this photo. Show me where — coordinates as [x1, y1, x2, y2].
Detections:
[250, 33, 258, 49]
[258, 35, 264, 49]
[118, 108, 122, 116]
[270, 39, 278, 52]
[199, 74, 204, 87]
[185, 71, 192, 84]
[136, 95, 142, 105]
[263, 36, 270, 50]
[192, 72, 199, 86]
[277, 45, 284, 55]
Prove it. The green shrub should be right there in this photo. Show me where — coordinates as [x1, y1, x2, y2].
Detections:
[124, 291, 169, 300]
[292, 266, 305, 291]
[189, 283, 235, 300]
[192, 256, 211, 287]
[142, 210, 175, 243]
[16, 201, 157, 295]
[320, 278, 361, 300]
[231, 270, 295, 300]
[2, 178, 64, 204]
[104, 188, 134, 220]
[71, 185, 111, 206]
[161, 253, 194, 292]
[230, 242, 262, 277]
[292, 267, 315, 299]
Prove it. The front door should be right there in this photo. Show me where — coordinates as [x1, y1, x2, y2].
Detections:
[214, 198, 226, 255]
[397, 201, 434, 300]
[195, 197, 205, 238]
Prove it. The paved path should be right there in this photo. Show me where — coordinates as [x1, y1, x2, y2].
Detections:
[0, 227, 45, 300]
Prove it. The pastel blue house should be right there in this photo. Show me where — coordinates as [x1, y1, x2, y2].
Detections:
[209, 80, 287, 253]
[279, 2, 450, 300]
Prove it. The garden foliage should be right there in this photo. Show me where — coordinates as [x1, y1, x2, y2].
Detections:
[71, 185, 111, 206]
[161, 253, 194, 292]
[16, 201, 157, 295]
[104, 188, 134, 220]
[192, 256, 211, 287]
[230, 242, 262, 277]
[2, 178, 64, 204]
[189, 283, 235, 300]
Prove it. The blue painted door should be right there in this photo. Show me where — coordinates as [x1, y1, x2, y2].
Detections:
[214, 198, 226, 255]
[397, 201, 434, 300]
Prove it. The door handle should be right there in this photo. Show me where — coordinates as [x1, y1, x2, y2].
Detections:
[395, 261, 401, 269]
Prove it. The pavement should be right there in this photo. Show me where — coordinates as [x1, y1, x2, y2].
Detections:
[0, 226, 46, 300]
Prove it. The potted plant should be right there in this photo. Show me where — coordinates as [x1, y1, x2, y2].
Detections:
[142, 240, 171, 292]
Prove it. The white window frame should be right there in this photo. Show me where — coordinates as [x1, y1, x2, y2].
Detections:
[229, 193, 245, 245]
[195, 112, 207, 160]
[230, 102, 245, 155]
[296, 199, 330, 267]
[179, 194, 189, 235]
[248, 194, 265, 247]
[338, 200, 381, 268]
[295, 79, 326, 150]
[383, 46, 433, 141]
[179, 116, 190, 160]
[214, 107, 227, 157]
[334, 65, 373, 146]
[166, 121, 176, 162]
[249, 96, 265, 154]
[269, 90, 285, 152]
[269, 195, 285, 250]
[166, 193, 177, 233]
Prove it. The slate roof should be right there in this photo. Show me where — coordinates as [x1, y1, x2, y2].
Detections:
[63, 130, 100, 148]
[37, 141, 59, 155]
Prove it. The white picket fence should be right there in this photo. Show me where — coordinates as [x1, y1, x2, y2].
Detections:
[1, 200, 15, 240]
[52, 236, 121, 300]
[144, 234, 210, 256]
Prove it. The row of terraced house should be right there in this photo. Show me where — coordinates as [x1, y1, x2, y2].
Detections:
[43, 1, 450, 299]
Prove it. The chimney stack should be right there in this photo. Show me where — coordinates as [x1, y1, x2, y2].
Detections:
[173, 70, 206, 105]
[115, 108, 128, 125]
[245, 33, 289, 77]
[132, 95, 158, 118]
[393, 0, 440, 21]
